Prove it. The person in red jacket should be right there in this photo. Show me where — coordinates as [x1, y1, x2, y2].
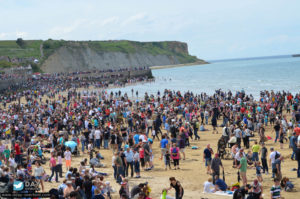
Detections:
[14, 140, 22, 164]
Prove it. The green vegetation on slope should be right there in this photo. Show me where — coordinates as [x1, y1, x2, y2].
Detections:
[42, 39, 67, 61]
[88, 40, 137, 53]
[0, 60, 17, 68]
[0, 40, 43, 58]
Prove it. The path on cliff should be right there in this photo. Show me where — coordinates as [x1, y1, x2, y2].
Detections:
[40, 42, 44, 58]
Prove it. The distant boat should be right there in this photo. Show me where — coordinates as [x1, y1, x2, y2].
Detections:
[292, 54, 300, 57]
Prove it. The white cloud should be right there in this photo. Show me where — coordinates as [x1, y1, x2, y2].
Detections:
[121, 13, 147, 27]
[49, 19, 87, 36]
[0, 32, 7, 39]
[88, 16, 119, 27]
[100, 16, 119, 26]
[16, 31, 28, 38]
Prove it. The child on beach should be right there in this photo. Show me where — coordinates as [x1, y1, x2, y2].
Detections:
[3, 145, 10, 165]
[88, 140, 94, 159]
[133, 149, 141, 178]
[139, 146, 145, 170]
[170, 143, 180, 170]
[64, 147, 72, 171]
[164, 150, 171, 170]
[255, 162, 263, 183]
[270, 178, 281, 199]
[57, 152, 63, 178]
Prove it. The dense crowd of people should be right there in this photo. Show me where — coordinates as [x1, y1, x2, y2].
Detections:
[0, 79, 299, 199]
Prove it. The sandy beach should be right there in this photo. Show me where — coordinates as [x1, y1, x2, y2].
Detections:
[32, 92, 299, 199]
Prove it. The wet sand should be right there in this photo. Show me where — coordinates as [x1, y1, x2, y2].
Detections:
[150, 61, 208, 70]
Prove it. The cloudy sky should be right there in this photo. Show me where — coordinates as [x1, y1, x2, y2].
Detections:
[1, 0, 299, 60]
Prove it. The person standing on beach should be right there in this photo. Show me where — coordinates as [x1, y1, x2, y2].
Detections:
[115, 151, 124, 183]
[143, 140, 151, 170]
[269, 147, 280, 178]
[203, 144, 214, 174]
[260, 143, 269, 174]
[14, 140, 21, 165]
[146, 117, 153, 137]
[192, 117, 200, 140]
[124, 147, 134, 178]
[133, 149, 141, 178]
[234, 125, 242, 148]
[160, 134, 169, 160]
[48, 153, 59, 183]
[178, 135, 186, 160]
[211, 153, 223, 184]
[170, 143, 180, 170]
[64, 147, 72, 171]
[273, 121, 281, 143]
[204, 109, 209, 125]
[222, 124, 230, 144]
[238, 152, 247, 186]
[252, 141, 260, 164]
[211, 112, 218, 134]
[34, 161, 45, 192]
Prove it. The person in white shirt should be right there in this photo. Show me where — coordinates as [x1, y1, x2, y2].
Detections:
[112, 152, 117, 180]
[84, 120, 89, 129]
[222, 124, 229, 143]
[9, 154, 16, 175]
[203, 177, 215, 193]
[95, 129, 101, 149]
[269, 147, 280, 178]
[234, 148, 245, 167]
[204, 110, 209, 125]
[124, 147, 134, 177]
[64, 148, 72, 171]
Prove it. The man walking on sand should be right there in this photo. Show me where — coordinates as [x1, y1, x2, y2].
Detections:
[204, 144, 214, 174]
[211, 153, 224, 184]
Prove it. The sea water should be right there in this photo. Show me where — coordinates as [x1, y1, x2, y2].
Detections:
[108, 56, 300, 99]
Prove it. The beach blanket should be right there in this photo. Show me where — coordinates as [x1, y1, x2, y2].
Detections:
[202, 191, 233, 197]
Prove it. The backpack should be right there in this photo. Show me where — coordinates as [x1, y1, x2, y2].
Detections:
[172, 148, 178, 157]
[225, 127, 229, 136]
[275, 152, 280, 159]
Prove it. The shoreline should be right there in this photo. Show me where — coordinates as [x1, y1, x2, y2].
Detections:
[150, 61, 208, 70]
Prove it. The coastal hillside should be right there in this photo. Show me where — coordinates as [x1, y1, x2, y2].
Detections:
[0, 40, 207, 73]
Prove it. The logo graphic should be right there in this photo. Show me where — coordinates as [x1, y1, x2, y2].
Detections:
[13, 181, 24, 191]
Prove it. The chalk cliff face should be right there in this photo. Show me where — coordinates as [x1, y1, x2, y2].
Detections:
[40, 41, 207, 73]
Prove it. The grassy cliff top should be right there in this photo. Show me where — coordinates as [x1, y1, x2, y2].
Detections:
[0, 39, 200, 67]
[0, 40, 43, 58]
